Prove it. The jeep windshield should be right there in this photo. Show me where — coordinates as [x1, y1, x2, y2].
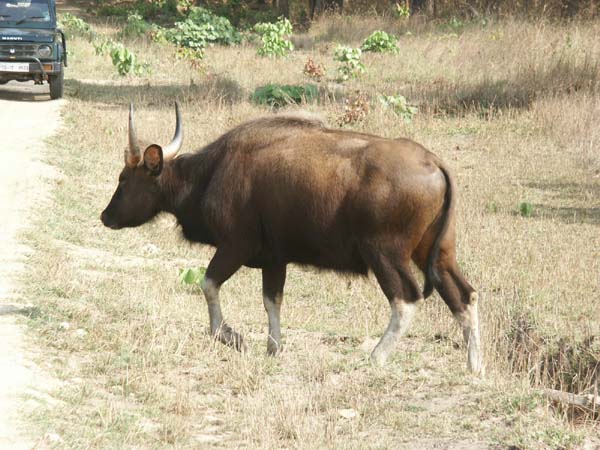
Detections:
[0, 0, 53, 27]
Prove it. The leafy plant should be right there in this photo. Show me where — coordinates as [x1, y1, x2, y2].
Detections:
[338, 91, 370, 125]
[209, 1, 278, 28]
[251, 83, 319, 108]
[164, 21, 208, 53]
[179, 267, 206, 285]
[303, 57, 325, 82]
[177, 0, 194, 15]
[133, 0, 178, 19]
[97, 4, 130, 17]
[362, 30, 399, 53]
[148, 24, 169, 44]
[175, 46, 205, 72]
[519, 202, 534, 217]
[333, 46, 366, 81]
[254, 17, 294, 57]
[109, 44, 150, 76]
[119, 12, 150, 39]
[486, 201, 498, 213]
[93, 38, 116, 56]
[163, 6, 240, 55]
[94, 39, 150, 76]
[59, 13, 93, 40]
[176, 46, 204, 61]
[186, 6, 241, 45]
[444, 17, 465, 34]
[379, 94, 418, 121]
[394, 2, 410, 19]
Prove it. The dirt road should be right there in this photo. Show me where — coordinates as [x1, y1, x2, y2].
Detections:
[0, 81, 64, 449]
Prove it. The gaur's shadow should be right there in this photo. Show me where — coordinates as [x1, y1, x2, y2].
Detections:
[401, 59, 599, 116]
[522, 180, 600, 225]
[66, 75, 246, 107]
[65, 76, 344, 109]
[531, 205, 600, 225]
[0, 304, 40, 317]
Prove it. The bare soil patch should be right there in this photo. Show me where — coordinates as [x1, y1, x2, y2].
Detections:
[0, 83, 64, 449]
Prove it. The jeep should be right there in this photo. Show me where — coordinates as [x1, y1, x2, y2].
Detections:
[0, 0, 66, 99]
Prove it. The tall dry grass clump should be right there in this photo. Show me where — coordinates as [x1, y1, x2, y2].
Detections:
[316, 0, 599, 18]
[507, 313, 599, 406]
[310, 12, 412, 44]
[397, 19, 600, 115]
[532, 94, 600, 173]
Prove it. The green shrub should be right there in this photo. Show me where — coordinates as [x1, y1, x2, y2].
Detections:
[93, 37, 116, 56]
[164, 21, 208, 52]
[186, 6, 241, 45]
[97, 4, 130, 17]
[251, 83, 318, 108]
[119, 12, 151, 39]
[59, 13, 93, 40]
[519, 202, 534, 217]
[177, 0, 194, 15]
[148, 24, 169, 44]
[163, 6, 240, 54]
[209, 2, 278, 28]
[134, 0, 178, 19]
[179, 267, 206, 285]
[379, 94, 418, 121]
[333, 46, 366, 81]
[443, 17, 465, 34]
[362, 30, 399, 53]
[393, 2, 410, 18]
[254, 17, 294, 57]
[109, 44, 150, 76]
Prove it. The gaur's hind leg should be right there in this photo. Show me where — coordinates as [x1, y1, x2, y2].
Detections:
[437, 263, 483, 374]
[364, 249, 423, 366]
[262, 264, 286, 355]
[201, 245, 252, 351]
[413, 233, 483, 374]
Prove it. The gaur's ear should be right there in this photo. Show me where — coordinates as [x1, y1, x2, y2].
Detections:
[143, 144, 163, 176]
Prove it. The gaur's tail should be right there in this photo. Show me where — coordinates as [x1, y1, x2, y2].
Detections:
[423, 165, 454, 299]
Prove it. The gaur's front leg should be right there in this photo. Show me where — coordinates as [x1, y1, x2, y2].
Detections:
[262, 264, 286, 355]
[201, 246, 250, 351]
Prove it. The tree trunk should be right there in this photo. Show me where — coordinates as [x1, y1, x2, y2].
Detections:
[425, 0, 435, 16]
[411, 0, 434, 16]
[310, 0, 343, 17]
[543, 389, 600, 412]
[308, 0, 318, 20]
[271, 0, 289, 17]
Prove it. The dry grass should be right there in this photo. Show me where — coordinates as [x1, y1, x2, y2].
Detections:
[17, 11, 600, 450]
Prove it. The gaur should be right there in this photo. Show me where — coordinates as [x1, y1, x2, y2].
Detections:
[101, 103, 483, 373]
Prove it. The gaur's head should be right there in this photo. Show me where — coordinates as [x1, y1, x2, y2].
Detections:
[100, 102, 183, 230]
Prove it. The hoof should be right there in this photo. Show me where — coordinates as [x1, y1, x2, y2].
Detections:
[468, 360, 485, 376]
[370, 350, 388, 367]
[215, 324, 245, 352]
[266, 338, 282, 356]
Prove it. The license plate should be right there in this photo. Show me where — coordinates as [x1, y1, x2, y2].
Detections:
[0, 62, 30, 72]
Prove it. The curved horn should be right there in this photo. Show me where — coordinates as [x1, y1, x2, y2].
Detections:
[127, 103, 141, 167]
[162, 101, 183, 160]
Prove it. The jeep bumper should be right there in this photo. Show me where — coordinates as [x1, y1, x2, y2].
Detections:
[0, 58, 62, 81]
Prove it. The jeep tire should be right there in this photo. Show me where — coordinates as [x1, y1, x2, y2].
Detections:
[49, 69, 64, 100]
